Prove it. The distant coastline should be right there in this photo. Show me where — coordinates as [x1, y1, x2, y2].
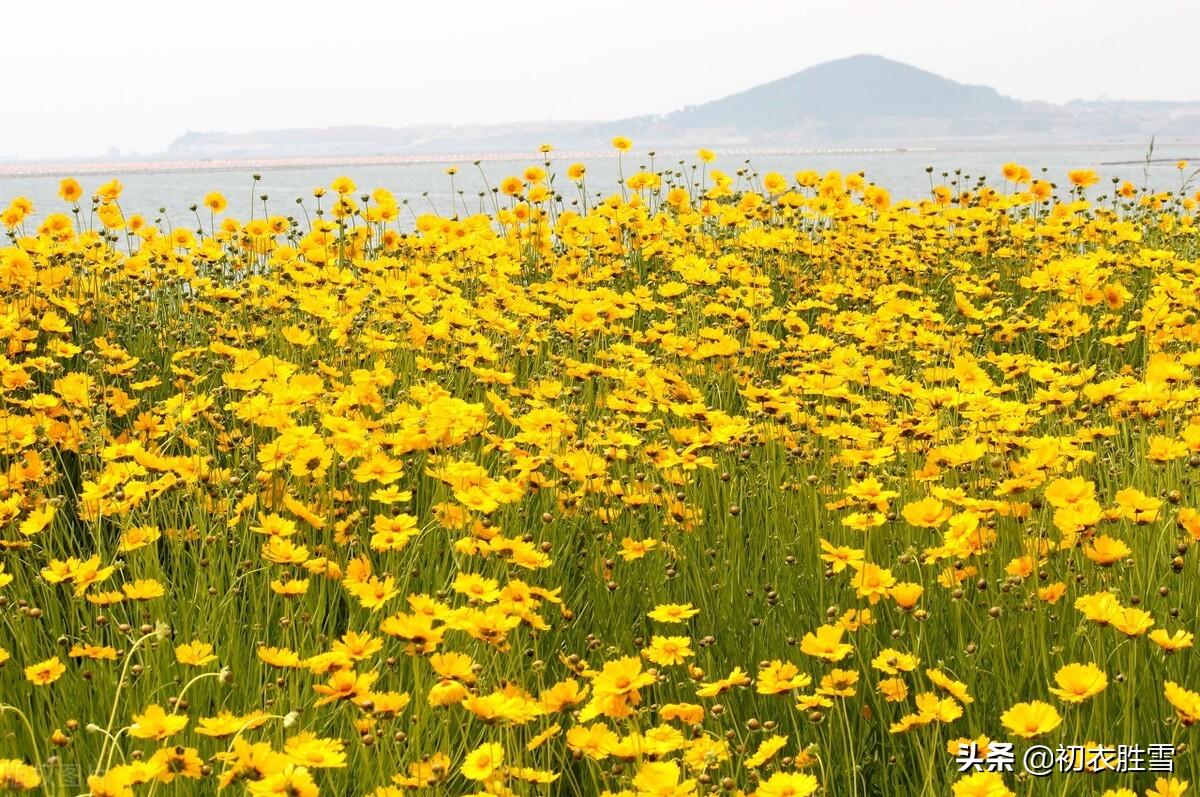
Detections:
[7, 140, 1200, 180]
[0, 146, 941, 178]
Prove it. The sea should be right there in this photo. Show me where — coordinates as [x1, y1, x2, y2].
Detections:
[3, 140, 1199, 228]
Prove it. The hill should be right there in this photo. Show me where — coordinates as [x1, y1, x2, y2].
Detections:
[661, 54, 1022, 132]
[161, 56, 1200, 159]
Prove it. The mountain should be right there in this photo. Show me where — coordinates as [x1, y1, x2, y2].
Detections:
[163, 55, 1199, 159]
[600, 54, 1043, 145]
[660, 54, 1022, 132]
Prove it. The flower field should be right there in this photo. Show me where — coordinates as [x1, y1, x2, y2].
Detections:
[2, 146, 1200, 797]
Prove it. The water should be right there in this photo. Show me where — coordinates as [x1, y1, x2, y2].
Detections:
[3, 140, 1198, 228]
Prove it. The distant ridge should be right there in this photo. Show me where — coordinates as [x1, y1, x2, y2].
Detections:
[662, 55, 1021, 130]
[156, 55, 1200, 161]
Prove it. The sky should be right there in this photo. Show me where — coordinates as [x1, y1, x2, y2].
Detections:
[4, 0, 1199, 160]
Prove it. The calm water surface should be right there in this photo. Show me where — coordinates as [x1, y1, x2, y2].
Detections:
[4, 140, 1199, 228]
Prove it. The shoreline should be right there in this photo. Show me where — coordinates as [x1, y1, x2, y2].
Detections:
[0, 147, 933, 179]
[5, 139, 1193, 180]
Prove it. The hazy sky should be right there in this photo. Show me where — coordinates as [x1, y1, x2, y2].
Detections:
[6, 0, 1198, 159]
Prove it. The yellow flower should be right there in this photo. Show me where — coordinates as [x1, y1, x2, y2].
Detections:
[1067, 169, 1099, 187]
[819, 539, 864, 572]
[175, 640, 217, 667]
[129, 704, 188, 740]
[0, 759, 42, 790]
[800, 624, 852, 662]
[999, 700, 1061, 738]
[1145, 778, 1189, 797]
[1075, 590, 1121, 624]
[1048, 662, 1107, 703]
[203, 192, 228, 213]
[630, 760, 695, 795]
[755, 771, 819, 797]
[619, 536, 658, 561]
[1151, 629, 1194, 652]
[743, 734, 788, 769]
[452, 572, 500, 603]
[122, 578, 165, 600]
[461, 742, 503, 781]
[817, 668, 859, 698]
[642, 636, 693, 666]
[878, 677, 908, 703]
[24, 656, 66, 686]
[763, 172, 788, 194]
[756, 660, 812, 695]
[1164, 681, 1200, 725]
[1110, 606, 1155, 637]
[851, 563, 895, 604]
[312, 670, 378, 706]
[68, 643, 118, 661]
[592, 657, 656, 699]
[889, 582, 923, 610]
[118, 525, 161, 552]
[903, 496, 952, 527]
[149, 746, 203, 782]
[647, 603, 698, 623]
[871, 648, 919, 675]
[96, 178, 123, 201]
[499, 176, 524, 197]
[284, 732, 347, 769]
[953, 771, 1015, 797]
[58, 178, 83, 203]
[246, 765, 319, 797]
[696, 666, 751, 698]
[196, 710, 269, 738]
[258, 646, 302, 668]
[927, 669, 973, 704]
[330, 176, 356, 195]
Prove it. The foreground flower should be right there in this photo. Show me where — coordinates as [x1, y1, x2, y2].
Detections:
[953, 771, 1015, 797]
[461, 742, 504, 781]
[150, 746, 203, 783]
[1000, 701, 1062, 738]
[129, 704, 188, 740]
[1145, 778, 1189, 797]
[632, 760, 697, 795]
[246, 764, 319, 797]
[24, 656, 65, 686]
[1068, 169, 1099, 187]
[1165, 682, 1200, 725]
[0, 760, 42, 790]
[755, 771, 820, 797]
[800, 624, 852, 662]
[1048, 662, 1108, 703]
[175, 640, 217, 667]
[648, 603, 699, 623]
